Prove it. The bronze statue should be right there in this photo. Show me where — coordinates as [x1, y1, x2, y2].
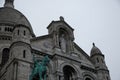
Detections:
[29, 55, 50, 80]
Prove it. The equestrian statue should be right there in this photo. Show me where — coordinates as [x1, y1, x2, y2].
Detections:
[29, 55, 50, 80]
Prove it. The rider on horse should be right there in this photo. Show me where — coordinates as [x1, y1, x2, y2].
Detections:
[29, 55, 50, 80]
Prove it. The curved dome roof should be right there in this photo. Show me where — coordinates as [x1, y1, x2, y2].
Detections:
[90, 43, 102, 56]
[0, 7, 35, 37]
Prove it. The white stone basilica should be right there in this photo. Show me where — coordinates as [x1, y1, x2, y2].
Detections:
[0, 0, 111, 80]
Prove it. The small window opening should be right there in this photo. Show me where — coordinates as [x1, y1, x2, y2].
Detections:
[23, 50, 26, 58]
[24, 30, 26, 36]
[7, 28, 10, 31]
[2, 37, 4, 40]
[5, 27, 7, 31]
[97, 58, 99, 63]
[17, 30, 19, 35]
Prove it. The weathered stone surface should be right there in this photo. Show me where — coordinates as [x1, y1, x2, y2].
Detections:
[0, 1, 111, 80]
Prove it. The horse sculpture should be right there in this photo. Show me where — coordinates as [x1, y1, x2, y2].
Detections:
[29, 55, 50, 80]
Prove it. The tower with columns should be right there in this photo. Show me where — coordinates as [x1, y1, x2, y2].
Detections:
[0, 0, 110, 80]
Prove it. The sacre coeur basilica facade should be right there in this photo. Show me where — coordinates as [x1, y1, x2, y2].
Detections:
[0, 0, 111, 80]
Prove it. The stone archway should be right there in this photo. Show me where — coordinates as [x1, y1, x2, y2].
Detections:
[63, 65, 77, 80]
[59, 62, 80, 80]
[82, 72, 96, 80]
[85, 77, 92, 80]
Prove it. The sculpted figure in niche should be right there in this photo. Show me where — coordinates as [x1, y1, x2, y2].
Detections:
[59, 34, 67, 52]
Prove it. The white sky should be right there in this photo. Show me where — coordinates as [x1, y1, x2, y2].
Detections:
[0, 0, 120, 80]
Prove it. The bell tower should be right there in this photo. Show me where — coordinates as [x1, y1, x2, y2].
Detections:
[90, 43, 111, 80]
[47, 16, 74, 54]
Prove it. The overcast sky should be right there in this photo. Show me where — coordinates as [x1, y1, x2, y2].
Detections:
[0, 0, 120, 80]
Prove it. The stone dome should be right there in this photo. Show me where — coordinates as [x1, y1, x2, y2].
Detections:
[0, 7, 35, 37]
[90, 43, 102, 56]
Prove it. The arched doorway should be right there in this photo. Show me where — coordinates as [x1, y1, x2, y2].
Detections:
[63, 65, 77, 80]
[1, 48, 10, 66]
[84, 76, 94, 80]
[85, 77, 92, 80]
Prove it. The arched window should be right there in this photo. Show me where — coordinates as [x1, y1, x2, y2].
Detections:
[96, 57, 99, 63]
[5, 27, 7, 31]
[63, 65, 77, 80]
[23, 30, 26, 36]
[84, 75, 94, 80]
[85, 77, 91, 80]
[17, 30, 19, 35]
[1, 48, 10, 66]
[23, 50, 26, 58]
[8, 27, 10, 31]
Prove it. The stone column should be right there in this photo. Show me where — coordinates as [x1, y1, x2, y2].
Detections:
[13, 61, 18, 80]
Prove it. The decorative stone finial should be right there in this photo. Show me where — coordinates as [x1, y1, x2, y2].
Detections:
[60, 16, 64, 21]
[4, 0, 14, 8]
[93, 42, 95, 47]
